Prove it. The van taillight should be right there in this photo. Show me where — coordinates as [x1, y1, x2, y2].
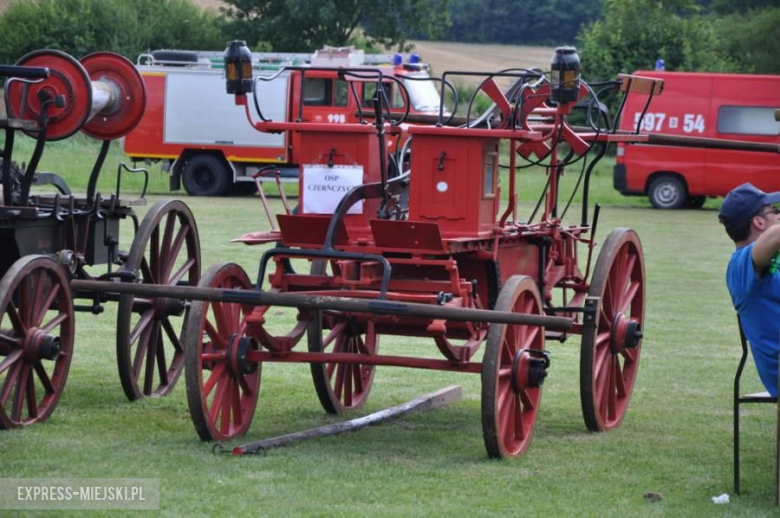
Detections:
[616, 144, 625, 162]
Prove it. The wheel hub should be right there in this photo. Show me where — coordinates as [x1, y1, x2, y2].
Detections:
[23, 328, 61, 362]
[195, 168, 214, 187]
[226, 334, 259, 376]
[610, 313, 643, 353]
[658, 184, 678, 204]
[511, 349, 550, 393]
[153, 297, 186, 318]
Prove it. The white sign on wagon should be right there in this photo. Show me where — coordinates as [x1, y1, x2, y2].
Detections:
[303, 164, 364, 214]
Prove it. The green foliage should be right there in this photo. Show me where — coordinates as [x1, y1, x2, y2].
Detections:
[576, 0, 738, 81]
[713, 7, 780, 75]
[443, 0, 603, 46]
[0, 0, 227, 63]
[220, 0, 451, 52]
[708, 0, 778, 15]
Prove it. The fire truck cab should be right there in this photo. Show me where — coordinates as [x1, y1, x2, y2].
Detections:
[122, 47, 443, 196]
[614, 71, 780, 209]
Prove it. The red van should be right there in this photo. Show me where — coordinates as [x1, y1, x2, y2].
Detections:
[614, 71, 780, 209]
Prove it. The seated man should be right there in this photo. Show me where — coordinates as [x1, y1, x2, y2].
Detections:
[719, 183, 780, 396]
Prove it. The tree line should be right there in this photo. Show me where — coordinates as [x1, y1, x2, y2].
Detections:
[0, 0, 776, 76]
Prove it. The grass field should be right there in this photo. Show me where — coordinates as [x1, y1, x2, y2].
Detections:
[1, 132, 778, 516]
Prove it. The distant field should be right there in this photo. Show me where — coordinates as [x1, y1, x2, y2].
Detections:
[408, 41, 554, 86]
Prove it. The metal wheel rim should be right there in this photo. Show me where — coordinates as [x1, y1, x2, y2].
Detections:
[0, 256, 74, 429]
[580, 228, 645, 432]
[481, 275, 544, 459]
[116, 199, 200, 400]
[307, 311, 378, 414]
[184, 263, 259, 442]
[656, 182, 681, 206]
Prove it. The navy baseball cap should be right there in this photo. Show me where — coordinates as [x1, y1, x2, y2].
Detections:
[719, 183, 780, 229]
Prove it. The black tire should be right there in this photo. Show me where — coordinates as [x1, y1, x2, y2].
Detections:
[151, 50, 198, 65]
[647, 175, 686, 209]
[685, 196, 706, 209]
[182, 154, 230, 197]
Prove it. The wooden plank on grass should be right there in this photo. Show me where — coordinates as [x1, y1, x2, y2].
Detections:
[228, 385, 462, 456]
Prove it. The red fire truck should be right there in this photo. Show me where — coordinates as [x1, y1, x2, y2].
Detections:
[122, 47, 444, 196]
[614, 71, 780, 209]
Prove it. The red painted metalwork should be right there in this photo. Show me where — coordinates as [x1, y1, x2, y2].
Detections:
[80, 52, 147, 140]
[172, 64, 660, 458]
[59, 60, 677, 455]
[6, 50, 91, 141]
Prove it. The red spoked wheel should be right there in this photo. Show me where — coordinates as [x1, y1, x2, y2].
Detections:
[580, 228, 645, 432]
[481, 275, 547, 459]
[116, 199, 201, 400]
[0, 256, 74, 429]
[307, 311, 379, 414]
[184, 263, 259, 442]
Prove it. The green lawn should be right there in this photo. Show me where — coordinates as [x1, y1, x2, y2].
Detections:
[1, 134, 777, 516]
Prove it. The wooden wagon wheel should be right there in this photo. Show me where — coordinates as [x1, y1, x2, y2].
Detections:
[580, 228, 645, 432]
[307, 311, 379, 414]
[481, 275, 547, 459]
[0, 256, 74, 429]
[116, 199, 201, 400]
[184, 263, 259, 442]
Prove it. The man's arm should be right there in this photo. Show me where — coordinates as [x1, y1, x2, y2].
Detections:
[752, 224, 780, 271]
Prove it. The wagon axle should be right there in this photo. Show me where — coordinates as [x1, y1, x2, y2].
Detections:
[152, 297, 187, 319]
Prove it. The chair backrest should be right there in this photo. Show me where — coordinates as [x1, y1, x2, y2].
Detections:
[735, 314, 778, 400]
[735, 315, 750, 393]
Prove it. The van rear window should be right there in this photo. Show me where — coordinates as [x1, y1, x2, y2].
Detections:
[717, 106, 780, 136]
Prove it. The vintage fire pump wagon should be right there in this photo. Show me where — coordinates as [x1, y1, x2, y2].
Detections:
[122, 47, 444, 196]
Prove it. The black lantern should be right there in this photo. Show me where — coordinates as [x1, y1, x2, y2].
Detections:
[550, 46, 580, 104]
[224, 40, 253, 95]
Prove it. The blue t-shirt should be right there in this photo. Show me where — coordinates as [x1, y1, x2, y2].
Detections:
[726, 243, 780, 397]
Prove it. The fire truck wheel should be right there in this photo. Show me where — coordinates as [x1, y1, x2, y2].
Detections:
[182, 154, 230, 197]
[647, 175, 686, 209]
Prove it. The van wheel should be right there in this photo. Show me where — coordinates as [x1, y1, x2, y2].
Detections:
[183, 155, 230, 197]
[685, 196, 706, 209]
[648, 175, 686, 209]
